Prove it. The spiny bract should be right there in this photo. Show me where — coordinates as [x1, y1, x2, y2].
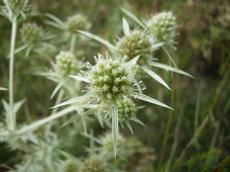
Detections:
[116, 30, 152, 65]
[90, 56, 132, 102]
[20, 23, 44, 43]
[117, 98, 136, 122]
[147, 11, 177, 44]
[56, 51, 79, 77]
[66, 14, 90, 33]
[63, 159, 78, 172]
[81, 158, 107, 172]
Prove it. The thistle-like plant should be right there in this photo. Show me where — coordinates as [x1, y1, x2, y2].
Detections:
[53, 53, 171, 156]
[79, 15, 193, 92]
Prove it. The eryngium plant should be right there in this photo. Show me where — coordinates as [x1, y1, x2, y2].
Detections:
[54, 53, 171, 156]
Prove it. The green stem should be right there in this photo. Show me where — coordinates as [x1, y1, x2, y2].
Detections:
[9, 17, 17, 130]
[70, 35, 76, 53]
[158, 75, 176, 170]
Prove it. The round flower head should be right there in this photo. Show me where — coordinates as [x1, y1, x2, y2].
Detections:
[116, 98, 136, 122]
[56, 51, 79, 77]
[63, 159, 78, 172]
[81, 158, 107, 172]
[66, 14, 90, 33]
[20, 23, 44, 43]
[90, 54, 133, 102]
[100, 132, 124, 152]
[147, 11, 177, 44]
[116, 30, 152, 65]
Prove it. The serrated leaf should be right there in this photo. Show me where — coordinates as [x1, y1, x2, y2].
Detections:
[78, 30, 116, 53]
[122, 8, 146, 29]
[150, 62, 195, 78]
[142, 66, 171, 90]
[122, 17, 130, 35]
[111, 106, 119, 158]
[132, 92, 173, 110]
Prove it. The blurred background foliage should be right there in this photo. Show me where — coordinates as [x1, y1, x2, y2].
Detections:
[0, 0, 229, 171]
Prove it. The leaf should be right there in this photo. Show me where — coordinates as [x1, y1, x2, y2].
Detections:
[50, 83, 62, 99]
[17, 106, 75, 135]
[52, 94, 91, 108]
[45, 13, 64, 28]
[122, 17, 130, 35]
[126, 55, 139, 69]
[132, 92, 173, 110]
[0, 87, 7, 91]
[111, 106, 119, 158]
[69, 75, 90, 83]
[150, 62, 195, 78]
[162, 46, 177, 67]
[78, 30, 116, 53]
[122, 8, 146, 29]
[13, 99, 25, 114]
[142, 66, 171, 90]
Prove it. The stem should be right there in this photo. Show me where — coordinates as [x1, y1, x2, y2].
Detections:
[9, 17, 17, 131]
[158, 75, 176, 170]
[70, 35, 76, 53]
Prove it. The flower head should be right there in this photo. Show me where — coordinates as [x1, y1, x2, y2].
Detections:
[66, 14, 90, 33]
[20, 22, 44, 44]
[81, 158, 107, 172]
[90, 55, 133, 102]
[117, 30, 152, 65]
[147, 11, 177, 44]
[117, 98, 136, 122]
[56, 51, 79, 77]
[63, 159, 78, 172]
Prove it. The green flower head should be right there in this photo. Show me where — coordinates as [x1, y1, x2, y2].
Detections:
[66, 14, 90, 33]
[117, 98, 136, 122]
[56, 51, 79, 77]
[117, 30, 152, 65]
[63, 159, 78, 172]
[90, 54, 133, 102]
[81, 158, 107, 172]
[20, 23, 44, 43]
[147, 11, 177, 44]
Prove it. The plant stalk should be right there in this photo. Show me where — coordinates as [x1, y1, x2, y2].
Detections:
[9, 17, 17, 131]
